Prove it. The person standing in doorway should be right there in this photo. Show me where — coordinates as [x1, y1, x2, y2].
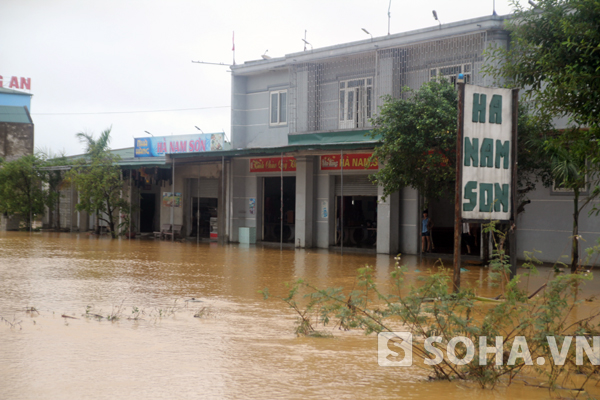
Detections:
[462, 222, 474, 255]
[421, 211, 433, 253]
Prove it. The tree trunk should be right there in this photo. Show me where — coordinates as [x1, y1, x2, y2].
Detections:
[482, 228, 490, 265]
[571, 190, 580, 273]
[95, 210, 100, 235]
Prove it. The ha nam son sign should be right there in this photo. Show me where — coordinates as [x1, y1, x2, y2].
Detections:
[461, 85, 515, 221]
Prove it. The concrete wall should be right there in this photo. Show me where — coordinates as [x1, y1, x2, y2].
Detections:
[0, 93, 31, 109]
[0, 122, 33, 162]
[231, 69, 289, 150]
[518, 186, 600, 264]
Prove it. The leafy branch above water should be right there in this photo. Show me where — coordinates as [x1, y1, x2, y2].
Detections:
[262, 252, 600, 392]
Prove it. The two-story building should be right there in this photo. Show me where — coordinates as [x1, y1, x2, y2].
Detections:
[220, 14, 508, 255]
[62, 13, 600, 264]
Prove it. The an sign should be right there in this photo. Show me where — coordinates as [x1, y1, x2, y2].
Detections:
[0, 76, 31, 90]
[162, 192, 181, 208]
[320, 153, 378, 170]
[249, 198, 256, 215]
[462, 85, 514, 220]
[134, 133, 224, 157]
[249, 157, 296, 172]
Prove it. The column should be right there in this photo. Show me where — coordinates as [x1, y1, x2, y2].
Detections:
[376, 185, 400, 254]
[295, 156, 314, 248]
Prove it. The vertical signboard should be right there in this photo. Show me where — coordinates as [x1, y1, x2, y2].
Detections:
[462, 85, 514, 221]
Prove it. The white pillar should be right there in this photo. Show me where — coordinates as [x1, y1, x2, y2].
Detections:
[295, 156, 314, 248]
[376, 185, 400, 254]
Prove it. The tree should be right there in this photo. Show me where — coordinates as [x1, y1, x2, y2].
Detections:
[369, 80, 553, 206]
[484, 0, 600, 130]
[66, 128, 129, 239]
[544, 129, 600, 272]
[0, 154, 57, 229]
[369, 80, 458, 204]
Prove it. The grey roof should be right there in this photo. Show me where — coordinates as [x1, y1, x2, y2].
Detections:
[58, 147, 168, 170]
[232, 14, 508, 75]
[0, 105, 33, 124]
[0, 87, 33, 97]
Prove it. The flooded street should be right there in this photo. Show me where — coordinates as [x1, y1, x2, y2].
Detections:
[1, 232, 599, 399]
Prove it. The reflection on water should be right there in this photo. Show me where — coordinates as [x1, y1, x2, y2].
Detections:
[0, 232, 598, 399]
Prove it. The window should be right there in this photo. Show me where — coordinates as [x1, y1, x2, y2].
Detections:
[339, 77, 373, 129]
[270, 90, 287, 125]
[430, 63, 472, 86]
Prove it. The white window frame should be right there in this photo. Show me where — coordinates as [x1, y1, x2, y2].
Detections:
[338, 77, 373, 130]
[430, 63, 472, 86]
[552, 177, 588, 194]
[269, 90, 287, 126]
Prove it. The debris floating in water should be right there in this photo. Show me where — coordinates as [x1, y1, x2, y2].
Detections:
[185, 298, 203, 303]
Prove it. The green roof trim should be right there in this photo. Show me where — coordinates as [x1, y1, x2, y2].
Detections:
[288, 129, 380, 145]
[170, 141, 379, 160]
[56, 147, 169, 170]
[0, 105, 32, 124]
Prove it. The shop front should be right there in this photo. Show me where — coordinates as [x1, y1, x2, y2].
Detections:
[249, 156, 297, 244]
[320, 153, 379, 249]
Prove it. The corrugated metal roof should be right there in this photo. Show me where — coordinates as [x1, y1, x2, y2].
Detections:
[57, 147, 168, 169]
[0, 105, 33, 124]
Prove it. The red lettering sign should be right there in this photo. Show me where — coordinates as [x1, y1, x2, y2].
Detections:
[0, 76, 32, 90]
[320, 153, 378, 170]
[250, 157, 296, 173]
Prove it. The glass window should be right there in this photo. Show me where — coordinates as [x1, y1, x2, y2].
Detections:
[347, 90, 354, 120]
[366, 87, 372, 118]
[271, 93, 278, 124]
[339, 90, 345, 121]
[270, 90, 287, 125]
[279, 92, 287, 123]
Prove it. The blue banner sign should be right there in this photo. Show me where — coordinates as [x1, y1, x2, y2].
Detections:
[134, 133, 224, 157]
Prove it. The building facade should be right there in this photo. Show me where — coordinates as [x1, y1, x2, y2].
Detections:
[60, 14, 600, 264]
[0, 88, 34, 230]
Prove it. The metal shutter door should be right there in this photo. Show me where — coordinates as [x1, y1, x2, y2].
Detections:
[190, 179, 219, 198]
[335, 175, 378, 196]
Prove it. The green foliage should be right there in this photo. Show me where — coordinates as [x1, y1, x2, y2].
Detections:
[484, 0, 600, 130]
[65, 127, 129, 239]
[0, 154, 58, 229]
[369, 80, 457, 203]
[544, 129, 600, 271]
[368, 81, 553, 206]
[269, 260, 600, 391]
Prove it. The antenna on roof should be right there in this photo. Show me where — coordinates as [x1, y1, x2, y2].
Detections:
[432, 10, 441, 29]
[261, 50, 271, 60]
[302, 30, 312, 51]
[388, 0, 392, 35]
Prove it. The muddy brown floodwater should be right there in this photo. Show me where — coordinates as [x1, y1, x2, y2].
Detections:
[1, 232, 599, 399]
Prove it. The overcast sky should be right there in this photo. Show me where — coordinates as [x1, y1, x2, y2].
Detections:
[1, 0, 527, 156]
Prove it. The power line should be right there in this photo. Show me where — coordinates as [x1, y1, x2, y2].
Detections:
[30, 105, 231, 116]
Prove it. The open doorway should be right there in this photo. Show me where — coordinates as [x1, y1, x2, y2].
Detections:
[335, 195, 377, 248]
[191, 198, 218, 239]
[262, 176, 295, 243]
[139, 193, 156, 232]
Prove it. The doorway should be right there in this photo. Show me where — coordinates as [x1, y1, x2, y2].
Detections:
[262, 177, 296, 243]
[335, 195, 377, 248]
[191, 198, 218, 238]
[139, 193, 156, 232]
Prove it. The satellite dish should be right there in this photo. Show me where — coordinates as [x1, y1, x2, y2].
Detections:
[261, 50, 271, 60]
